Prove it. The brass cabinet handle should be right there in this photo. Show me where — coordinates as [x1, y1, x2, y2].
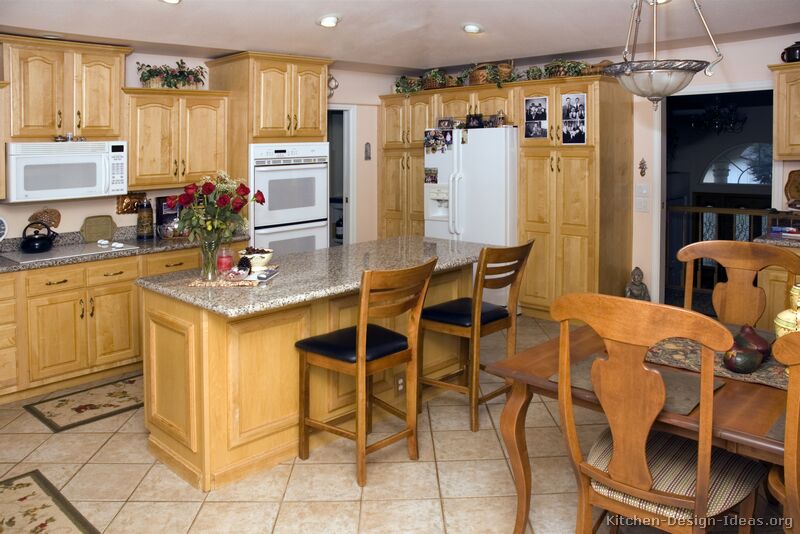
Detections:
[46, 279, 68, 286]
[557, 156, 561, 173]
[401, 155, 405, 170]
[79, 298, 85, 319]
[287, 114, 292, 130]
[549, 124, 554, 141]
[407, 130, 411, 144]
[550, 156, 554, 172]
[56, 110, 62, 128]
[89, 297, 95, 318]
[402, 130, 406, 144]
[556, 125, 562, 142]
[173, 159, 178, 177]
[293, 114, 298, 130]
[103, 271, 124, 277]
[165, 261, 184, 267]
[76, 110, 82, 128]
[181, 159, 186, 176]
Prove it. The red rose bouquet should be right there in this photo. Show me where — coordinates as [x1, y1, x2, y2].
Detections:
[167, 170, 265, 280]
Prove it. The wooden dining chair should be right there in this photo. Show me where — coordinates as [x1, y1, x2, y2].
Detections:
[677, 240, 800, 325]
[551, 293, 767, 533]
[767, 331, 800, 532]
[418, 241, 533, 432]
[295, 258, 436, 486]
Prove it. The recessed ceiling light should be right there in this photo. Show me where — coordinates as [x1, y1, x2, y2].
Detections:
[160, 0, 181, 4]
[318, 15, 340, 28]
[39, 33, 64, 39]
[462, 23, 484, 34]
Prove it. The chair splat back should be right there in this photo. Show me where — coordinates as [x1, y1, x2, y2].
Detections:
[472, 241, 534, 317]
[677, 241, 800, 325]
[771, 332, 800, 526]
[551, 293, 733, 515]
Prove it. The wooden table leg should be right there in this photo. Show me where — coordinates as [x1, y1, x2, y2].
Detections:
[500, 380, 533, 534]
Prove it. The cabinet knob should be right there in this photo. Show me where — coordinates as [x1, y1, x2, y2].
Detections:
[46, 279, 68, 286]
[557, 156, 561, 173]
[56, 110, 62, 129]
[165, 262, 184, 268]
[287, 114, 292, 131]
[294, 114, 298, 130]
[556, 126, 562, 142]
[549, 124, 554, 141]
[76, 110, 82, 129]
[103, 271, 124, 277]
[550, 156, 554, 172]
[181, 159, 186, 177]
[79, 298, 85, 319]
[89, 297, 95, 318]
[173, 160, 178, 177]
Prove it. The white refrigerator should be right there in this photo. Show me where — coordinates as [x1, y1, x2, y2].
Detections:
[423, 127, 518, 246]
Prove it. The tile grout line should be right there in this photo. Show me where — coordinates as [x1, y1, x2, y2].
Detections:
[270, 450, 297, 534]
[426, 401, 448, 534]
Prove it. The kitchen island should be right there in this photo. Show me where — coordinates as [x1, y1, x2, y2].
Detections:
[137, 236, 485, 490]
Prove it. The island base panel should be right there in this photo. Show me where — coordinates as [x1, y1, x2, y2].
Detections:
[143, 266, 471, 490]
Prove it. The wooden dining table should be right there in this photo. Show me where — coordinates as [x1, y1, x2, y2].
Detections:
[485, 325, 788, 534]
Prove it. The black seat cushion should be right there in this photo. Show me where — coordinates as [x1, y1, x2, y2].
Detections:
[295, 324, 408, 364]
[422, 297, 509, 327]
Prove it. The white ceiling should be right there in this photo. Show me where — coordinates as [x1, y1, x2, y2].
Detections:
[1, 0, 799, 71]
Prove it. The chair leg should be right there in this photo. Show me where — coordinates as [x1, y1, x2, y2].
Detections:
[575, 489, 594, 534]
[356, 368, 368, 487]
[298, 351, 310, 460]
[417, 329, 425, 414]
[737, 489, 757, 534]
[469, 332, 481, 432]
[366, 375, 373, 435]
[405, 360, 419, 460]
[459, 337, 470, 386]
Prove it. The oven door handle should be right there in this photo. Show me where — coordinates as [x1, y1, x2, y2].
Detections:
[254, 220, 328, 234]
[253, 163, 327, 172]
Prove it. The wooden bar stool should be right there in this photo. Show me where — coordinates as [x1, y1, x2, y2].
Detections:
[295, 258, 437, 486]
[419, 241, 533, 432]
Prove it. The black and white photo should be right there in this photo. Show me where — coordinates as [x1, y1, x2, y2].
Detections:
[561, 92, 587, 144]
[465, 113, 484, 129]
[437, 117, 454, 129]
[524, 96, 548, 139]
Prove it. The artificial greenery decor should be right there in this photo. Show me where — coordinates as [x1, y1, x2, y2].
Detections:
[526, 66, 544, 80]
[421, 68, 447, 89]
[394, 75, 421, 94]
[136, 59, 207, 89]
[456, 66, 474, 86]
[485, 65, 522, 88]
[544, 59, 587, 78]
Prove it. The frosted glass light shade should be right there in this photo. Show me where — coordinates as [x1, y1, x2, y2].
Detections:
[604, 60, 709, 108]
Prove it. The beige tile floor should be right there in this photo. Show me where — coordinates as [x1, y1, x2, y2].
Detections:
[0, 316, 783, 533]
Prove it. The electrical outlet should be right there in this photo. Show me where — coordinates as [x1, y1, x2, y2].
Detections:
[394, 373, 405, 395]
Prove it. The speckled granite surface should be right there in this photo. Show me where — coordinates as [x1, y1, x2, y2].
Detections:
[0, 229, 248, 274]
[753, 234, 800, 248]
[137, 236, 485, 318]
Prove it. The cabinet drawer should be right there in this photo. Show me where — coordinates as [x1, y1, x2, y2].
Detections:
[0, 348, 16, 387]
[0, 325, 14, 350]
[27, 266, 86, 297]
[0, 276, 14, 301]
[144, 249, 200, 275]
[0, 302, 15, 326]
[87, 257, 140, 286]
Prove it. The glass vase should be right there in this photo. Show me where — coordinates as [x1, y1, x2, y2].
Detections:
[199, 233, 222, 281]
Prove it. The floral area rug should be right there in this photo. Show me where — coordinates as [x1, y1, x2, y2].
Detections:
[24, 375, 143, 432]
[0, 470, 98, 533]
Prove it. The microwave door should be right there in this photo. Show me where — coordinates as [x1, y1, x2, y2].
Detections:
[12, 154, 105, 202]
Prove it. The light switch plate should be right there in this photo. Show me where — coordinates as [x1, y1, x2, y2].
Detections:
[635, 197, 649, 213]
[635, 183, 650, 197]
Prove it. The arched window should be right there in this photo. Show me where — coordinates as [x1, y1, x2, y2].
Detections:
[701, 143, 772, 185]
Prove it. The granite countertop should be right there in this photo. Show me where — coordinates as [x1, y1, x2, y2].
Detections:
[136, 236, 486, 318]
[0, 234, 249, 274]
[753, 234, 800, 248]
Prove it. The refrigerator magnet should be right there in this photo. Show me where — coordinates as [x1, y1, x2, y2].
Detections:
[424, 168, 438, 184]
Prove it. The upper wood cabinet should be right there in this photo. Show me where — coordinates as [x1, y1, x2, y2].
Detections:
[0, 34, 130, 139]
[125, 89, 228, 190]
[208, 51, 331, 180]
[380, 94, 434, 149]
[770, 63, 800, 159]
[0, 82, 8, 201]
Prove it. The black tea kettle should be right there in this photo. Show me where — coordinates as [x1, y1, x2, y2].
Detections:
[20, 221, 58, 253]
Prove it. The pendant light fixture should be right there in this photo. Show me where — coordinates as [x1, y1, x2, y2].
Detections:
[604, 0, 723, 110]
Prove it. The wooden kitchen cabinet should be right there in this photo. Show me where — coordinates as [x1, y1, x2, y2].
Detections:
[125, 89, 228, 190]
[88, 282, 139, 367]
[378, 149, 424, 237]
[380, 94, 434, 149]
[27, 289, 89, 381]
[0, 34, 130, 139]
[0, 81, 8, 201]
[0, 275, 17, 388]
[208, 52, 332, 181]
[770, 63, 800, 159]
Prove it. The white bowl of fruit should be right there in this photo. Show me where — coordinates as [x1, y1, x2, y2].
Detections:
[239, 246, 273, 272]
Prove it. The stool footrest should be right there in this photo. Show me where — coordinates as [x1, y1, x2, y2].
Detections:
[365, 428, 413, 455]
[420, 376, 469, 395]
[434, 366, 468, 385]
[479, 383, 511, 403]
[372, 395, 406, 420]
[305, 418, 357, 441]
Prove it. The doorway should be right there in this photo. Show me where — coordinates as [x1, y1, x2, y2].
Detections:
[327, 105, 357, 246]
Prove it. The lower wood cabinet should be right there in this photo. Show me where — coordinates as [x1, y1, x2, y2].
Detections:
[379, 149, 424, 237]
[88, 282, 139, 367]
[0, 274, 17, 388]
[27, 289, 88, 381]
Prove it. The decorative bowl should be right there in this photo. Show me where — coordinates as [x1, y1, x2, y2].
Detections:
[775, 308, 800, 339]
[239, 250, 273, 272]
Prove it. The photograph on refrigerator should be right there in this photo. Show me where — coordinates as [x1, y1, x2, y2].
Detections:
[524, 96, 548, 138]
[424, 167, 438, 184]
[561, 93, 586, 144]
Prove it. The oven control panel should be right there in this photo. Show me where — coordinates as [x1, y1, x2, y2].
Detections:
[250, 142, 329, 165]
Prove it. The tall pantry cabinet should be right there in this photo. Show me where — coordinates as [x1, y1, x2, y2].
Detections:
[377, 76, 632, 317]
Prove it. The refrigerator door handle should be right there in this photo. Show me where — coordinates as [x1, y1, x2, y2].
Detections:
[448, 174, 455, 234]
[454, 173, 464, 235]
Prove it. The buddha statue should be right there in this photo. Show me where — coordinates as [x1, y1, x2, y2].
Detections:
[624, 266, 651, 301]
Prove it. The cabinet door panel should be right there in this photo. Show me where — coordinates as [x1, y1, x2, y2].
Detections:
[380, 151, 405, 237]
[253, 59, 292, 138]
[556, 235, 591, 295]
[88, 283, 139, 367]
[10, 46, 65, 137]
[181, 96, 227, 183]
[520, 149, 553, 227]
[555, 82, 595, 146]
[381, 98, 405, 149]
[28, 290, 88, 381]
[775, 69, 800, 159]
[438, 92, 472, 120]
[76, 52, 122, 137]
[520, 86, 555, 147]
[520, 231, 552, 310]
[475, 87, 515, 124]
[407, 152, 425, 235]
[293, 63, 326, 137]
[408, 95, 433, 146]
[128, 95, 181, 187]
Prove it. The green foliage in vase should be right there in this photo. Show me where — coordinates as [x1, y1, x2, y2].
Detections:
[422, 68, 446, 85]
[136, 59, 207, 88]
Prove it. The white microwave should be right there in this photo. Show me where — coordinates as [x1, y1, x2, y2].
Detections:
[4, 141, 127, 203]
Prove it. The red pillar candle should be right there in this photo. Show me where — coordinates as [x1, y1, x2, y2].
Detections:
[217, 247, 234, 272]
